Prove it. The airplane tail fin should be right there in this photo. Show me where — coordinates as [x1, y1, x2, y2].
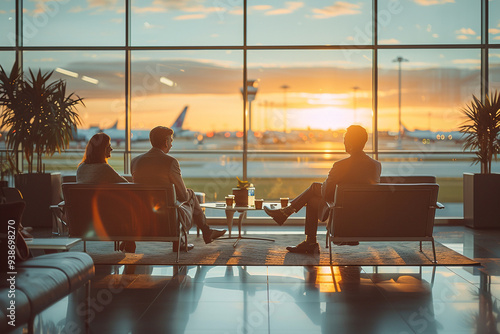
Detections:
[401, 123, 409, 137]
[109, 120, 119, 130]
[172, 106, 188, 130]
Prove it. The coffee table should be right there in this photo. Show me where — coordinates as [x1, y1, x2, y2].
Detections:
[25, 238, 82, 252]
[201, 202, 276, 247]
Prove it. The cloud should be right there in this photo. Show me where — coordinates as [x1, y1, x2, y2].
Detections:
[229, 8, 243, 15]
[414, 0, 454, 6]
[312, 1, 362, 19]
[452, 59, 480, 64]
[495, 36, 500, 40]
[87, 0, 119, 9]
[456, 35, 469, 40]
[455, 28, 476, 35]
[489, 28, 500, 35]
[132, 6, 167, 13]
[182, 5, 224, 14]
[265, 2, 304, 16]
[379, 38, 401, 44]
[174, 14, 206, 20]
[135, 2, 227, 18]
[432, 33, 439, 38]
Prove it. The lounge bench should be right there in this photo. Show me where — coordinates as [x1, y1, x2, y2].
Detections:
[327, 180, 442, 264]
[0, 251, 94, 333]
[61, 182, 187, 262]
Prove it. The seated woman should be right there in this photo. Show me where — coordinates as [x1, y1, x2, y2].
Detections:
[77, 133, 128, 184]
[76, 133, 135, 252]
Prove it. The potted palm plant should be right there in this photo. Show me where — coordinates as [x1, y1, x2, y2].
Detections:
[0, 61, 84, 227]
[460, 91, 500, 228]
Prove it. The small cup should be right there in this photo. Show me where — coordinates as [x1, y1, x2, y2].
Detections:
[254, 199, 264, 210]
[280, 197, 289, 207]
[225, 196, 234, 207]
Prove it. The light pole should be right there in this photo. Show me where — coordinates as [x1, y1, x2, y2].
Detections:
[240, 80, 258, 136]
[352, 86, 360, 124]
[393, 56, 408, 149]
[280, 84, 289, 133]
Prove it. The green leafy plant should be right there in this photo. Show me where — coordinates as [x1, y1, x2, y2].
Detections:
[0, 61, 84, 173]
[460, 91, 500, 174]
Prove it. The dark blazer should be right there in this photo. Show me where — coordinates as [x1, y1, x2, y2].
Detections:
[131, 148, 189, 202]
[321, 151, 381, 202]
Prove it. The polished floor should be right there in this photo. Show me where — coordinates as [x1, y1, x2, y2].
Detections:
[24, 226, 500, 333]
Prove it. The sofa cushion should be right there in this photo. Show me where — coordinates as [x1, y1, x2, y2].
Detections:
[14, 267, 70, 314]
[18, 252, 94, 291]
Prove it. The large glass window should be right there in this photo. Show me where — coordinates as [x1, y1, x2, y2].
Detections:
[130, 50, 243, 149]
[490, 0, 500, 43]
[491, 49, 500, 92]
[0, 52, 15, 73]
[248, 0, 372, 46]
[247, 50, 373, 150]
[131, 0, 243, 46]
[378, 0, 480, 45]
[0, 0, 15, 46]
[378, 49, 480, 150]
[3, 1, 500, 218]
[22, 51, 126, 158]
[22, 0, 125, 46]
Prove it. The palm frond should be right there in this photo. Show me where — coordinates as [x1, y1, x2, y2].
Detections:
[0, 61, 85, 173]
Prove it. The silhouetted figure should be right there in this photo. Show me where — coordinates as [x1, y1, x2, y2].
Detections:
[131, 126, 226, 251]
[77, 133, 127, 184]
[265, 125, 381, 254]
[76, 133, 135, 252]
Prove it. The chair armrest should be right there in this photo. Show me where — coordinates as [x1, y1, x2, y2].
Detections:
[436, 201, 445, 209]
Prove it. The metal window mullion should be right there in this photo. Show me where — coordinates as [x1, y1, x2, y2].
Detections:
[373, 0, 378, 160]
[124, 0, 131, 174]
[242, 0, 248, 180]
[481, 0, 489, 100]
[16, 0, 23, 173]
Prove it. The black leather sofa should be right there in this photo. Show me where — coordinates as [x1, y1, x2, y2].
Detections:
[0, 252, 95, 333]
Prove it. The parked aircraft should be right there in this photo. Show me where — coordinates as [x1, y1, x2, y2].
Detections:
[73, 106, 201, 144]
[401, 124, 465, 143]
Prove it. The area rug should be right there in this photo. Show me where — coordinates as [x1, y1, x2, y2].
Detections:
[72, 234, 480, 266]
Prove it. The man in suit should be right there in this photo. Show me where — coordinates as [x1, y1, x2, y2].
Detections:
[131, 126, 226, 251]
[264, 125, 381, 254]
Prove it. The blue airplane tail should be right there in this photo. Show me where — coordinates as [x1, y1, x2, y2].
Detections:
[172, 106, 188, 130]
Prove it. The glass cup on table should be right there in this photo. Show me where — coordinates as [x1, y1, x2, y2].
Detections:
[225, 196, 234, 207]
[280, 197, 289, 208]
[254, 199, 264, 210]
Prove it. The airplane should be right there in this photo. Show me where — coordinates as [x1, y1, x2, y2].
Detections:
[73, 106, 202, 144]
[399, 124, 465, 143]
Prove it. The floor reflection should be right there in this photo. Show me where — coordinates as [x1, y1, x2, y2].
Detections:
[21, 226, 500, 334]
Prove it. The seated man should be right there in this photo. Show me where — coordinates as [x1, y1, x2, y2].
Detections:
[264, 125, 381, 254]
[131, 126, 226, 251]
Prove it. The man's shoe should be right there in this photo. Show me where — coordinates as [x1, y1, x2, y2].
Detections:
[286, 241, 320, 254]
[203, 228, 227, 244]
[173, 241, 194, 252]
[264, 206, 289, 226]
[333, 241, 359, 246]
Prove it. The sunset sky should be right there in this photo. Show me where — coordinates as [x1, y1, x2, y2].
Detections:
[1, 0, 499, 133]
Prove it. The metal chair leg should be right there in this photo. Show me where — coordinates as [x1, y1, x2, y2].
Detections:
[431, 239, 437, 264]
